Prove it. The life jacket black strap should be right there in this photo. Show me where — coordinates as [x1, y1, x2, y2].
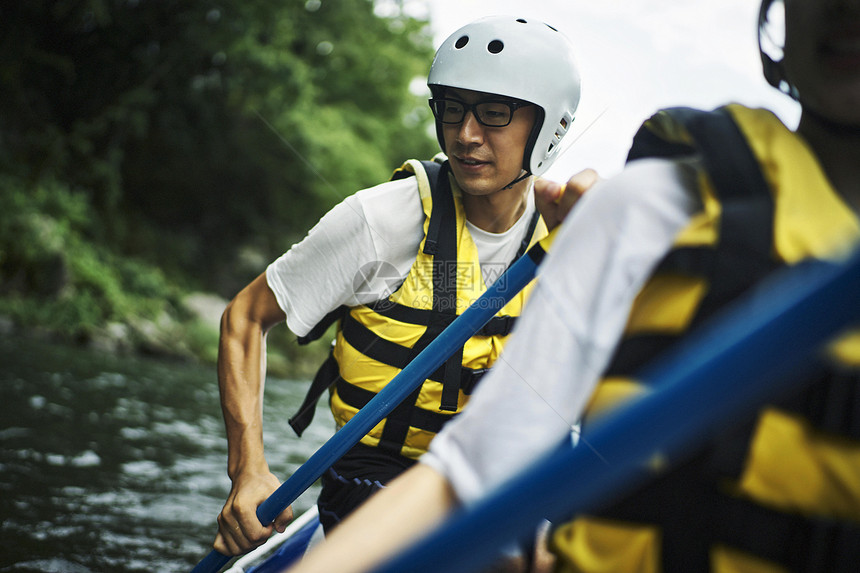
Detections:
[602, 333, 679, 379]
[677, 107, 777, 319]
[790, 363, 860, 441]
[510, 209, 541, 267]
[289, 349, 339, 436]
[365, 299, 517, 337]
[339, 313, 487, 392]
[427, 163, 462, 412]
[477, 316, 517, 337]
[652, 245, 717, 277]
[706, 357, 860, 483]
[419, 160, 445, 256]
[603, 106, 777, 381]
[440, 345, 464, 413]
[377, 162, 459, 450]
[335, 378, 455, 435]
[389, 159, 443, 184]
[712, 493, 860, 573]
[297, 305, 348, 346]
[626, 123, 696, 163]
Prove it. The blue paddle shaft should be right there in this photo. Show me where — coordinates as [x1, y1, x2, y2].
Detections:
[374, 253, 860, 573]
[191, 551, 231, 573]
[191, 248, 543, 573]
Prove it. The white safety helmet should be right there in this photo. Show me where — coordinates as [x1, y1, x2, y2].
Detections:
[427, 16, 582, 177]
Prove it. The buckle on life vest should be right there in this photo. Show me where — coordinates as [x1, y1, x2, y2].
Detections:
[461, 368, 489, 395]
[479, 316, 516, 337]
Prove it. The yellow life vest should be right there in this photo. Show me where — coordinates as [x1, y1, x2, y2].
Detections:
[551, 105, 860, 573]
[296, 157, 546, 460]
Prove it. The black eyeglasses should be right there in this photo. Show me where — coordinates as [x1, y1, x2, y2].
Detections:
[428, 97, 530, 127]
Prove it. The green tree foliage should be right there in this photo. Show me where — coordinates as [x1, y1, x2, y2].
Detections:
[0, 176, 183, 343]
[0, 0, 438, 296]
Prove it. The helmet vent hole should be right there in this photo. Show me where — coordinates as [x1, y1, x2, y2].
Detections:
[455, 35, 469, 49]
[516, 19, 527, 24]
[487, 40, 504, 54]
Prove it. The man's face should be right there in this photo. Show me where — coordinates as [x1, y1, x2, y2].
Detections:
[784, 0, 860, 126]
[440, 88, 537, 197]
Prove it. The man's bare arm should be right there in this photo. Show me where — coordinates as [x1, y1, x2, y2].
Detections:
[214, 273, 293, 555]
[285, 464, 457, 573]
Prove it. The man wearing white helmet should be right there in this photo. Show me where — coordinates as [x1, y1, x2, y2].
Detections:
[210, 15, 585, 559]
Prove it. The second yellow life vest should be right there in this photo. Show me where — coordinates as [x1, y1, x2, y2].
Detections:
[551, 105, 860, 573]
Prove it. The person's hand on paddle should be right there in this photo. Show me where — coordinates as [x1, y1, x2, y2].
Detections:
[534, 168, 600, 231]
[214, 469, 293, 555]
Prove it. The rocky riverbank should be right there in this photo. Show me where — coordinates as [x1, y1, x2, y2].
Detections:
[0, 290, 330, 380]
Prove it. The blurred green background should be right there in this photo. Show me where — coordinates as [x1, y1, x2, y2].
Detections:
[0, 0, 438, 375]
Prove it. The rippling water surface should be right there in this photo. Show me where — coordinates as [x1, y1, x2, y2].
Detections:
[0, 336, 330, 572]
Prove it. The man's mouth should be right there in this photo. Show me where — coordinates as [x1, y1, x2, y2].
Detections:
[456, 155, 488, 167]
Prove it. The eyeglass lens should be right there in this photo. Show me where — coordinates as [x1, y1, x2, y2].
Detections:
[433, 99, 514, 127]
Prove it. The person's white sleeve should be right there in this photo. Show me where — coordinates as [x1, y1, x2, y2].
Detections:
[265, 178, 424, 337]
[422, 158, 701, 504]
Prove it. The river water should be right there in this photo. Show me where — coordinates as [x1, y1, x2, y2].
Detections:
[0, 335, 331, 572]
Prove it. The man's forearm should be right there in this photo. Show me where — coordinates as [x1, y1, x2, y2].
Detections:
[218, 293, 270, 479]
[287, 464, 458, 573]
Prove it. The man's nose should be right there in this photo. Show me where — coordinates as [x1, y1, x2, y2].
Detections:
[456, 109, 485, 144]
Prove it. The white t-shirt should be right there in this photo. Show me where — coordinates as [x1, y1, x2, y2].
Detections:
[420, 158, 702, 504]
[266, 175, 539, 337]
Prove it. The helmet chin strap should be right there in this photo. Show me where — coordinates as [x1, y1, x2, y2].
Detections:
[502, 169, 532, 191]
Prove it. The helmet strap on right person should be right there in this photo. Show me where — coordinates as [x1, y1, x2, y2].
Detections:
[758, 0, 800, 100]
